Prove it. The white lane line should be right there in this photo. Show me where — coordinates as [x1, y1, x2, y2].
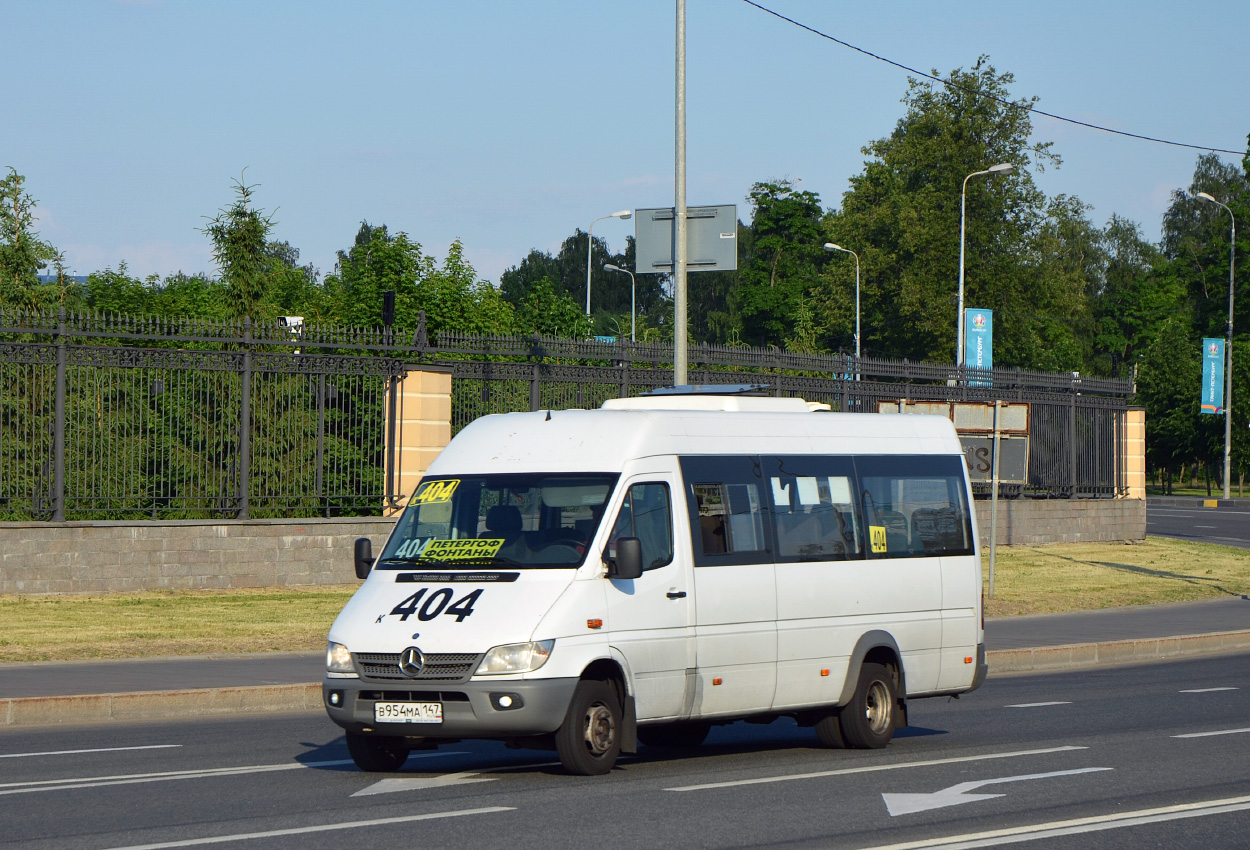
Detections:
[0, 752, 462, 795]
[1194, 525, 1217, 529]
[1173, 727, 1250, 738]
[1180, 687, 1239, 693]
[1005, 702, 1073, 708]
[100, 806, 515, 850]
[665, 745, 1088, 792]
[0, 745, 182, 760]
[856, 794, 1250, 849]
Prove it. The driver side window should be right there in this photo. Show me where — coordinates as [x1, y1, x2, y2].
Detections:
[609, 483, 674, 571]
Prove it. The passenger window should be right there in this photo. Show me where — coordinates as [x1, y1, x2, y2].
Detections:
[770, 473, 861, 561]
[608, 483, 674, 571]
[857, 456, 973, 558]
[692, 482, 765, 555]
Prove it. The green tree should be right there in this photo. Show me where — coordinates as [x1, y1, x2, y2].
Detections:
[734, 179, 826, 347]
[822, 57, 1063, 364]
[0, 168, 59, 310]
[202, 177, 275, 319]
[514, 277, 592, 338]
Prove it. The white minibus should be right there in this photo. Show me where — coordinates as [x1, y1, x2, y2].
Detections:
[323, 392, 986, 774]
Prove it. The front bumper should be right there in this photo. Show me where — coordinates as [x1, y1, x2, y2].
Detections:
[322, 676, 579, 739]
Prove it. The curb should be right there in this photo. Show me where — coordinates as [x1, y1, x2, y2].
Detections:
[5, 631, 1250, 728]
[986, 629, 1250, 674]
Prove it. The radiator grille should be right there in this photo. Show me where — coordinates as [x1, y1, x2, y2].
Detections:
[352, 652, 481, 682]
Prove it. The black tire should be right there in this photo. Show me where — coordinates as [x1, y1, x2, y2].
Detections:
[814, 710, 846, 748]
[346, 731, 410, 772]
[638, 721, 711, 750]
[555, 679, 622, 775]
[839, 662, 897, 749]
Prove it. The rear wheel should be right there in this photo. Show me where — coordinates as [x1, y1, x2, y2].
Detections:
[840, 662, 897, 749]
[345, 731, 410, 772]
[555, 679, 622, 775]
[638, 721, 711, 750]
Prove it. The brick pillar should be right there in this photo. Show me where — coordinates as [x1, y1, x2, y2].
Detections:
[1122, 406, 1146, 500]
[385, 366, 453, 514]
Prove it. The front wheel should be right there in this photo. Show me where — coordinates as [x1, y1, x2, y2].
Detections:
[345, 731, 409, 772]
[555, 679, 622, 775]
[839, 662, 898, 749]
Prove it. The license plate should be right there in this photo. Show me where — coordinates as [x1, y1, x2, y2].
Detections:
[374, 701, 443, 724]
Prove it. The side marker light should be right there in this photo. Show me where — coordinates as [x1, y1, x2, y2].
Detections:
[712, 677, 723, 686]
[587, 619, 603, 630]
[965, 656, 973, 663]
[820, 669, 829, 677]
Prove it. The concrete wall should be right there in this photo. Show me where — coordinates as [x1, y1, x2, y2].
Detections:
[0, 517, 397, 596]
[975, 498, 1146, 546]
[2, 498, 1146, 596]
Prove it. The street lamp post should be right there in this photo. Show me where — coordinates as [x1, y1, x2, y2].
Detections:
[824, 242, 860, 360]
[957, 163, 1014, 369]
[603, 264, 637, 342]
[586, 210, 632, 317]
[1198, 191, 1236, 500]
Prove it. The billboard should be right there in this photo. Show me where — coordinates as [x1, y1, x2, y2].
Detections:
[1202, 337, 1225, 414]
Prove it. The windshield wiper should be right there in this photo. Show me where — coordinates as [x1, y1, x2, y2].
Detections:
[377, 555, 452, 568]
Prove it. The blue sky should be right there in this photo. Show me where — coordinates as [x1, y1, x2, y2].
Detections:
[8, 0, 1249, 286]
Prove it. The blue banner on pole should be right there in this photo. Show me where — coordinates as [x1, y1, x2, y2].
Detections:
[965, 309, 993, 387]
[1202, 337, 1224, 414]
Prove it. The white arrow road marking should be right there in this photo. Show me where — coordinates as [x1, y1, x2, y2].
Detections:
[1180, 687, 1238, 693]
[353, 771, 499, 796]
[882, 767, 1112, 816]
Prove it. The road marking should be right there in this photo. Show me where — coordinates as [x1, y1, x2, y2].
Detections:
[353, 771, 499, 796]
[0, 745, 181, 760]
[1180, 687, 1239, 693]
[0, 752, 462, 796]
[857, 794, 1250, 849]
[883, 767, 1112, 816]
[1173, 727, 1250, 738]
[1005, 702, 1072, 708]
[1194, 525, 1217, 529]
[99, 806, 515, 850]
[665, 745, 1088, 792]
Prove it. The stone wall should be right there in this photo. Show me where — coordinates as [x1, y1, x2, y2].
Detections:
[975, 498, 1146, 546]
[0, 517, 397, 596]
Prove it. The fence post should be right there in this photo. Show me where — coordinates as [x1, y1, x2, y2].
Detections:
[316, 372, 326, 517]
[1069, 373, 1078, 498]
[530, 363, 540, 411]
[51, 307, 67, 522]
[237, 318, 252, 519]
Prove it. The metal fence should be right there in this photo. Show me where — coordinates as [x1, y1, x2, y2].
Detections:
[1, 309, 1135, 522]
[418, 329, 1133, 500]
[1, 309, 406, 521]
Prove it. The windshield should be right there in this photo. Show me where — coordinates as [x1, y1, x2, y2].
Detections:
[377, 473, 620, 569]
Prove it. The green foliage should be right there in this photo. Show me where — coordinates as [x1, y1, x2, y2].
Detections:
[0, 168, 60, 310]
[202, 177, 275, 319]
[514, 277, 592, 337]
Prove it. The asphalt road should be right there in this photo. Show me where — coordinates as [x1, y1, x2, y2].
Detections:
[3, 654, 1250, 849]
[1148, 501, 1250, 549]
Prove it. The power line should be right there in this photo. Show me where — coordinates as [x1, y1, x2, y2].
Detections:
[741, 0, 1244, 157]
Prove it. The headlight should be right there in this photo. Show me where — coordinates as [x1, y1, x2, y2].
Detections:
[326, 641, 355, 673]
[475, 640, 554, 675]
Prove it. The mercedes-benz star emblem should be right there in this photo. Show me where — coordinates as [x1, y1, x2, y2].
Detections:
[399, 646, 425, 678]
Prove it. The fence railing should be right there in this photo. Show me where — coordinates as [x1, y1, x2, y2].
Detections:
[1, 309, 1135, 522]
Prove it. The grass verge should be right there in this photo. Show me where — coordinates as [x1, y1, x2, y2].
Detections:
[2, 537, 1249, 662]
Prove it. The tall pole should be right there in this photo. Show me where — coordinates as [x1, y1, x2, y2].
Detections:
[824, 242, 860, 359]
[604, 264, 637, 342]
[585, 210, 631, 318]
[674, 0, 688, 385]
[957, 163, 1013, 369]
[1199, 192, 1235, 500]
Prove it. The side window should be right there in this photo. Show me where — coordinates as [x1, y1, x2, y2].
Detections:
[769, 462, 862, 562]
[608, 483, 674, 571]
[681, 456, 770, 566]
[856, 455, 974, 559]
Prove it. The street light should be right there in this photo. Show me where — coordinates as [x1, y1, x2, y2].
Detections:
[603, 263, 637, 342]
[824, 243, 861, 361]
[1198, 190, 1236, 500]
[957, 163, 1013, 368]
[586, 209, 632, 316]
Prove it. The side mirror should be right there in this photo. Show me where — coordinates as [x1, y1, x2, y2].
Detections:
[607, 537, 643, 580]
[354, 537, 374, 580]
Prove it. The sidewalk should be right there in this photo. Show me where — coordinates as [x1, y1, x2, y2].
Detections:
[3, 597, 1249, 728]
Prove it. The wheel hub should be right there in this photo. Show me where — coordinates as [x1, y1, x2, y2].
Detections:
[583, 701, 616, 754]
